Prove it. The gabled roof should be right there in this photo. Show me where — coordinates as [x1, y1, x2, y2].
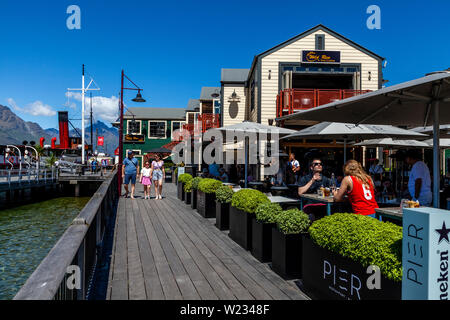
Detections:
[187, 99, 200, 111]
[200, 87, 221, 100]
[248, 24, 384, 81]
[124, 107, 186, 120]
[221, 69, 249, 83]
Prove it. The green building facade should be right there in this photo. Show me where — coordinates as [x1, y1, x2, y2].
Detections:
[122, 107, 187, 166]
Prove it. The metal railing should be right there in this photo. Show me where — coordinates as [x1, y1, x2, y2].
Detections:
[180, 113, 221, 139]
[0, 168, 58, 186]
[276, 88, 371, 117]
[13, 170, 119, 300]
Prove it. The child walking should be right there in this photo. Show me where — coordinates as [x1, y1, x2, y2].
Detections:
[140, 161, 152, 199]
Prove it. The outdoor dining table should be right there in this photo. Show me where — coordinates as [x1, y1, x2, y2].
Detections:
[299, 193, 335, 216]
[267, 195, 302, 210]
[374, 206, 403, 221]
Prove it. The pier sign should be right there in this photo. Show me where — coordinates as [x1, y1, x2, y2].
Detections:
[302, 50, 340, 64]
[402, 207, 450, 300]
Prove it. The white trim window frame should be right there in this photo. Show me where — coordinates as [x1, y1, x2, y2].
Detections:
[148, 120, 167, 139]
[126, 119, 142, 135]
[171, 121, 185, 140]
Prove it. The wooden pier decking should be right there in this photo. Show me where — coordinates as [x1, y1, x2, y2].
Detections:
[107, 183, 309, 300]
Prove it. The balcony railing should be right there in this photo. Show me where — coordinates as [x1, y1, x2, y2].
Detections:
[180, 114, 220, 139]
[276, 88, 371, 118]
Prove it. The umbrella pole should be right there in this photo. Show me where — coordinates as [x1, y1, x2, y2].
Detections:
[433, 98, 440, 208]
[343, 139, 347, 164]
[245, 136, 248, 188]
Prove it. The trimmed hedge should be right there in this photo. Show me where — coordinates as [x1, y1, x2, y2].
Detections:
[198, 178, 223, 194]
[216, 185, 234, 204]
[275, 209, 310, 234]
[308, 213, 402, 282]
[231, 189, 270, 214]
[191, 177, 202, 190]
[184, 179, 193, 193]
[178, 173, 193, 184]
[255, 203, 282, 224]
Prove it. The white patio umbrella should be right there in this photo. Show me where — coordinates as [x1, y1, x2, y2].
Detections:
[276, 70, 450, 207]
[424, 139, 450, 148]
[354, 138, 429, 148]
[411, 124, 450, 138]
[215, 121, 296, 187]
[281, 122, 426, 163]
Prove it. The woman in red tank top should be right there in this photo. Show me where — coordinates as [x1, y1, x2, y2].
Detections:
[333, 160, 379, 217]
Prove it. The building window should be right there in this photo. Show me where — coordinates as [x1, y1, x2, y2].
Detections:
[250, 80, 255, 112]
[126, 119, 142, 134]
[315, 34, 325, 50]
[214, 100, 221, 115]
[171, 121, 185, 139]
[148, 121, 167, 139]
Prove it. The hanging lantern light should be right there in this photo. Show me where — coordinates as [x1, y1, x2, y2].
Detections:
[228, 90, 240, 103]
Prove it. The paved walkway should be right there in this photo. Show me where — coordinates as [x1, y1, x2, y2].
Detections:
[107, 183, 309, 300]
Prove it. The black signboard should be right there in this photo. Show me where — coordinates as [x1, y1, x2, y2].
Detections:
[124, 134, 145, 143]
[302, 50, 340, 63]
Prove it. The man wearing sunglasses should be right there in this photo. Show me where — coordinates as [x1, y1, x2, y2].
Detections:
[298, 158, 333, 197]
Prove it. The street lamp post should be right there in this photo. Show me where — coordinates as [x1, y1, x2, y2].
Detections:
[117, 70, 146, 196]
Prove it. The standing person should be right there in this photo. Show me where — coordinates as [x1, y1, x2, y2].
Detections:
[140, 161, 152, 199]
[333, 160, 379, 217]
[209, 162, 220, 178]
[288, 153, 300, 184]
[405, 150, 432, 206]
[151, 153, 165, 200]
[369, 159, 384, 183]
[122, 150, 139, 199]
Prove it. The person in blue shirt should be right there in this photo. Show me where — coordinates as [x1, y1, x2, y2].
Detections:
[208, 162, 220, 178]
[219, 168, 229, 183]
[122, 150, 140, 199]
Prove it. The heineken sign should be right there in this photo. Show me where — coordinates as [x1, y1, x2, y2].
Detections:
[402, 207, 450, 300]
[302, 50, 341, 63]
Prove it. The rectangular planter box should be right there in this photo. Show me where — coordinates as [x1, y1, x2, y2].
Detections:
[215, 201, 230, 230]
[197, 190, 216, 218]
[177, 182, 185, 201]
[184, 191, 191, 205]
[229, 206, 252, 251]
[271, 228, 304, 279]
[302, 236, 401, 300]
[251, 220, 275, 263]
[191, 189, 197, 209]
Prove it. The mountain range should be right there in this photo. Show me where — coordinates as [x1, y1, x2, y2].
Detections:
[0, 104, 118, 155]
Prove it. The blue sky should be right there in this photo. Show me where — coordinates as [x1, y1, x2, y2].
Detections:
[0, 0, 449, 129]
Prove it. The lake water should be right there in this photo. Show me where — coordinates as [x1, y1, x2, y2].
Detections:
[0, 197, 90, 300]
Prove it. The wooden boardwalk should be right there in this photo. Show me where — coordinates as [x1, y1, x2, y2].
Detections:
[107, 183, 309, 300]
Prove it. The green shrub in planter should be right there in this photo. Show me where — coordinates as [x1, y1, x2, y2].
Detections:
[216, 185, 234, 204]
[178, 173, 193, 184]
[308, 213, 402, 282]
[231, 189, 270, 214]
[191, 177, 202, 190]
[275, 209, 310, 234]
[184, 179, 193, 193]
[198, 178, 222, 194]
[255, 203, 282, 224]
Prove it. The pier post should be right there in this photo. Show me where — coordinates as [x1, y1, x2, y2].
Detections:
[74, 183, 80, 197]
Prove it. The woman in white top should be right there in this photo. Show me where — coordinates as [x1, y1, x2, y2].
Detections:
[140, 161, 152, 199]
[151, 153, 165, 200]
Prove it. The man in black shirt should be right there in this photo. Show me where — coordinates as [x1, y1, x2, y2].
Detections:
[298, 158, 332, 196]
[298, 158, 333, 221]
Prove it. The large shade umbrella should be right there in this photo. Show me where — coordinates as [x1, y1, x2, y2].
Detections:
[411, 124, 450, 138]
[281, 122, 426, 163]
[276, 71, 450, 207]
[353, 138, 429, 148]
[216, 121, 296, 187]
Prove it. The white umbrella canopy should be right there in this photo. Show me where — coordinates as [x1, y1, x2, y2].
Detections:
[214, 121, 296, 187]
[353, 138, 429, 148]
[281, 122, 427, 162]
[411, 124, 450, 138]
[424, 138, 450, 148]
[276, 70, 450, 207]
[216, 121, 297, 136]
